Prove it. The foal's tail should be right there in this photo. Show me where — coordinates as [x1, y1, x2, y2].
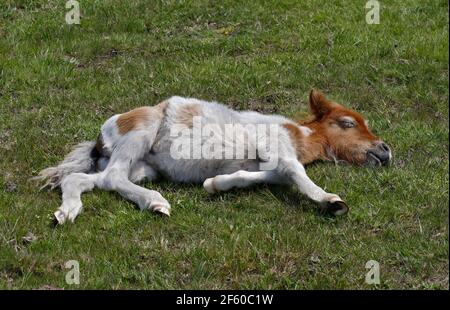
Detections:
[31, 141, 100, 190]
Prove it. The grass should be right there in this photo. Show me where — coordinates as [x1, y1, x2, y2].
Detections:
[0, 0, 448, 289]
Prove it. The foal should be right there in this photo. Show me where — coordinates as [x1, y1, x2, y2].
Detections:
[34, 90, 391, 224]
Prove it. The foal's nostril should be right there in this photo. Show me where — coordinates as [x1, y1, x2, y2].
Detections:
[379, 142, 390, 153]
[377, 142, 391, 165]
[367, 141, 392, 166]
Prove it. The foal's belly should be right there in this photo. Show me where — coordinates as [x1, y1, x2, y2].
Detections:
[145, 152, 259, 183]
[147, 119, 262, 183]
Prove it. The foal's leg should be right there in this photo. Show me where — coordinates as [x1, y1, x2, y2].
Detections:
[98, 165, 170, 216]
[54, 162, 164, 224]
[277, 158, 348, 215]
[98, 158, 166, 212]
[54, 172, 99, 224]
[97, 132, 170, 216]
[203, 170, 280, 194]
[97, 157, 158, 184]
[55, 132, 169, 224]
[129, 160, 158, 183]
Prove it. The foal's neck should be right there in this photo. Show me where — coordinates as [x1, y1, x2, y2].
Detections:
[283, 122, 331, 165]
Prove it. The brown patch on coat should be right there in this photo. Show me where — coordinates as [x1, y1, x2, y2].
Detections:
[282, 123, 328, 165]
[116, 100, 168, 135]
[175, 104, 202, 128]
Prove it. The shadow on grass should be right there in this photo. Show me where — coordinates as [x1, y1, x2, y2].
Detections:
[151, 179, 337, 218]
[47, 175, 344, 228]
[267, 185, 341, 218]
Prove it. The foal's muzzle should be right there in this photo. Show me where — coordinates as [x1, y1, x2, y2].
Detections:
[366, 141, 392, 166]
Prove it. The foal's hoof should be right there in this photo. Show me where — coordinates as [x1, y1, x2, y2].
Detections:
[151, 204, 171, 217]
[53, 210, 67, 225]
[326, 199, 349, 216]
[203, 178, 216, 194]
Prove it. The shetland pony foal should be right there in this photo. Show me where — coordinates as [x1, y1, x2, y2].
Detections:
[35, 90, 391, 224]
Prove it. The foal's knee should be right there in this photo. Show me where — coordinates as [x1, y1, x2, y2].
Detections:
[99, 168, 127, 191]
[61, 173, 96, 195]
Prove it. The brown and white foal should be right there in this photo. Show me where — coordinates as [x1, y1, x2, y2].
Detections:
[35, 90, 391, 224]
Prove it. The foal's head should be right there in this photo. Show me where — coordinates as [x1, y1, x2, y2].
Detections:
[303, 90, 392, 166]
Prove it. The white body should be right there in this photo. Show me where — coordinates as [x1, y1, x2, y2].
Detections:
[40, 96, 347, 224]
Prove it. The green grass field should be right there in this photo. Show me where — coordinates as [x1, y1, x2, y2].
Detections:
[0, 0, 448, 289]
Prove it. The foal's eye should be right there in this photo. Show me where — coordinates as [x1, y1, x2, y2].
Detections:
[338, 120, 356, 128]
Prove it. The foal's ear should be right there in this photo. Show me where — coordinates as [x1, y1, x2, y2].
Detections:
[309, 89, 333, 118]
